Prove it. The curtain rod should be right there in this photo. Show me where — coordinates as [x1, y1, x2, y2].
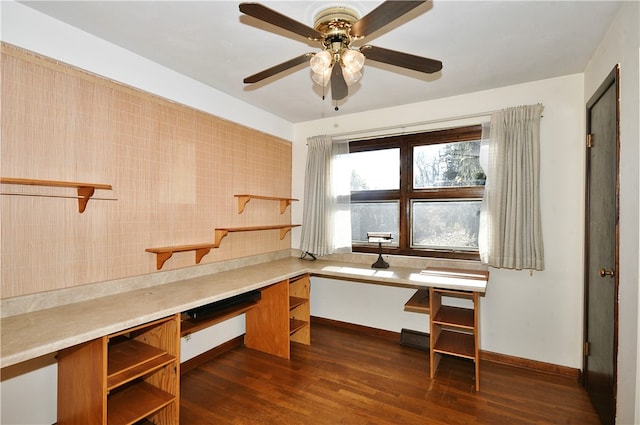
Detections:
[329, 109, 499, 142]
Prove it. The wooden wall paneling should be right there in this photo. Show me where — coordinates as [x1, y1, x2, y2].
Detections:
[1, 43, 292, 298]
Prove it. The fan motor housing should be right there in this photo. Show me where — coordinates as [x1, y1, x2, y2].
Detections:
[314, 6, 360, 52]
[314, 7, 359, 37]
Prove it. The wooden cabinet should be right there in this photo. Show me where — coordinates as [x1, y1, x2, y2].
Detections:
[429, 288, 480, 391]
[289, 274, 310, 345]
[245, 274, 310, 359]
[58, 314, 180, 425]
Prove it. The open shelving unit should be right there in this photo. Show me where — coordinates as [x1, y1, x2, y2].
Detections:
[0, 177, 113, 213]
[289, 274, 310, 345]
[429, 287, 481, 391]
[245, 274, 310, 360]
[57, 314, 180, 425]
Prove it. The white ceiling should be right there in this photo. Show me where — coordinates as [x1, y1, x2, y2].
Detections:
[20, 1, 622, 123]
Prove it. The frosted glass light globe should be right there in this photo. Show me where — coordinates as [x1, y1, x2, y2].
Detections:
[342, 66, 362, 86]
[341, 49, 365, 72]
[310, 51, 332, 74]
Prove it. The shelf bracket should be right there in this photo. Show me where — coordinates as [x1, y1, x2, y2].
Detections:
[236, 195, 251, 214]
[279, 226, 293, 240]
[155, 251, 173, 270]
[195, 247, 212, 264]
[214, 229, 229, 246]
[279, 199, 292, 214]
[77, 186, 95, 213]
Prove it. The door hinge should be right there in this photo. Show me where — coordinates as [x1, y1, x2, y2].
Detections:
[586, 133, 593, 148]
[584, 341, 590, 356]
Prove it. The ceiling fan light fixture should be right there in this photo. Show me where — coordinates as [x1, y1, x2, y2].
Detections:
[341, 49, 365, 73]
[310, 50, 332, 74]
[342, 66, 362, 86]
[240, 2, 442, 107]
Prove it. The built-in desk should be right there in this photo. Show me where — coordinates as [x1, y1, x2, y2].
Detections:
[1, 256, 488, 423]
[0, 257, 487, 369]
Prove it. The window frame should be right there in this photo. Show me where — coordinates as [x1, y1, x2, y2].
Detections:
[349, 125, 483, 261]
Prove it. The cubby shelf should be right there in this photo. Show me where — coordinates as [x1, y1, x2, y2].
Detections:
[429, 283, 483, 391]
[234, 194, 298, 214]
[0, 177, 113, 213]
[288, 274, 310, 346]
[57, 314, 180, 425]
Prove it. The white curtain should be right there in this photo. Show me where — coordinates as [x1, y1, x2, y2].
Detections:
[299, 135, 352, 257]
[479, 104, 545, 270]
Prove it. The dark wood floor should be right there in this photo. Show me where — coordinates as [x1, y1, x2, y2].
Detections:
[180, 321, 601, 424]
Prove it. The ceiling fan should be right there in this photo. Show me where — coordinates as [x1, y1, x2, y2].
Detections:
[239, 1, 442, 105]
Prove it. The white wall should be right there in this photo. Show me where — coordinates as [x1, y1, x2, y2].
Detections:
[583, 2, 640, 424]
[0, 2, 294, 424]
[293, 73, 587, 370]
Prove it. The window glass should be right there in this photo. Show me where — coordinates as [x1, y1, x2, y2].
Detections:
[411, 200, 481, 250]
[349, 125, 483, 260]
[350, 148, 400, 191]
[413, 141, 485, 189]
[350, 201, 399, 246]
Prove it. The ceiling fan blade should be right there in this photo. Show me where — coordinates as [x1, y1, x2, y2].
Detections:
[360, 45, 442, 74]
[239, 3, 322, 40]
[331, 64, 348, 101]
[350, 1, 428, 38]
[244, 53, 312, 83]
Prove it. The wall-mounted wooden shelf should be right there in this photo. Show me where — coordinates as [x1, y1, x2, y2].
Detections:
[214, 224, 300, 246]
[146, 225, 300, 270]
[234, 194, 298, 214]
[145, 244, 217, 270]
[0, 177, 113, 213]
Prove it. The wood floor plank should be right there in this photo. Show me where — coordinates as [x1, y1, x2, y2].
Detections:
[180, 321, 600, 424]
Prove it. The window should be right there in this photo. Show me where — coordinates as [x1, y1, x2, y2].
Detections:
[349, 125, 484, 260]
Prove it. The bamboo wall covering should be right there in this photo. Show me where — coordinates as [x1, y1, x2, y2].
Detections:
[0, 43, 292, 299]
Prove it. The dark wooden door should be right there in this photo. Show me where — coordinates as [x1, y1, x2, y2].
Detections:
[583, 65, 619, 425]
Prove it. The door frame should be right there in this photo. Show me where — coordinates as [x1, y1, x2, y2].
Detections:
[582, 64, 620, 422]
